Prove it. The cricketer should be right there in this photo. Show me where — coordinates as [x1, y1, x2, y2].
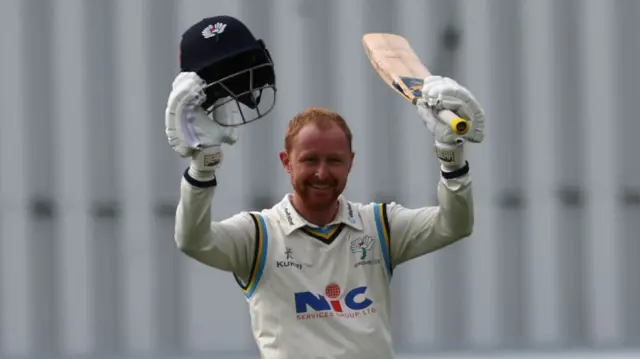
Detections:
[165, 15, 486, 359]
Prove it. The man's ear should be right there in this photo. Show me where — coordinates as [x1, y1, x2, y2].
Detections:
[279, 151, 291, 173]
[349, 152, 355, 171]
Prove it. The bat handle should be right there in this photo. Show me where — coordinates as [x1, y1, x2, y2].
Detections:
[413, 98, 470, 136]
[437, 109, 469, 136]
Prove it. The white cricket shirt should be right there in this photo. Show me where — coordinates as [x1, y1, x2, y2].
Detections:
[174, 172, 474, 359]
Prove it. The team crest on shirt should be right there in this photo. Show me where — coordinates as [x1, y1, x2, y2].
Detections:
[350, 236, 381, 267]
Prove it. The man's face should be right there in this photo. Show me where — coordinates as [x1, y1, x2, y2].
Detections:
[280, 124, 354, 211]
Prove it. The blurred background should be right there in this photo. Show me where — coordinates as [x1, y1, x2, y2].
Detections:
[1, 0, 639, 358]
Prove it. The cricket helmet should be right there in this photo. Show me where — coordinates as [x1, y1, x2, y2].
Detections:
[179, 15, 276, 126]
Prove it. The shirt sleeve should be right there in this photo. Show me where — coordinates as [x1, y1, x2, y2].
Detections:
[174, 177, 257, 282]
[388, 173, 474, 266]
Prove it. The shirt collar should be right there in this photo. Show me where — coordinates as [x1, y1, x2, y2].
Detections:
[277, 194, 363, 235]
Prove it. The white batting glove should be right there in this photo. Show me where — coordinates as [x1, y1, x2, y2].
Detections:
[165, 72, 239, 185]
[416, 76, 485, 172]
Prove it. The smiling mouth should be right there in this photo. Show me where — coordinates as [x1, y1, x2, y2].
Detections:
[309, 184, 333, 190]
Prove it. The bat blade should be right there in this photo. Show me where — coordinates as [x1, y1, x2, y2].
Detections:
[362, 33, 429, 104]
[362, 32, 470, 136]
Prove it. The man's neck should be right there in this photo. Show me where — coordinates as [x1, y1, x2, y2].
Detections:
[290, 194, 339, 228]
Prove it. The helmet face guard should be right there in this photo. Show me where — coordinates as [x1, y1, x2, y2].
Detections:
[197, 45, 277, 127]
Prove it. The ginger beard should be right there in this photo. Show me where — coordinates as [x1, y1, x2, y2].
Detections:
[280, 124, 354, 212]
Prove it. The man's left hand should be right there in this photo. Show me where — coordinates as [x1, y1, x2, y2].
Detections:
[416, 76, 486, 171]
[417, 75, 485, 144]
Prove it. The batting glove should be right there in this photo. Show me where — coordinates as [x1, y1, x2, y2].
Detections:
[416, 76, 485, 172]
[165, 72, 239, 185]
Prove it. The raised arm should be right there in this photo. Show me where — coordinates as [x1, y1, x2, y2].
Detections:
[389, 171, 473, 266]
[391, 75, 485, 266]
[175, 175, 257, 280]
[165, 72, 256, 281]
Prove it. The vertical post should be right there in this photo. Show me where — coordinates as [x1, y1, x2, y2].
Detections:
[457, 0, 505, 349]
[146, 0, 188, 355]
[552, 0, 588, 347]
[616, 0, 640, 346]
[52, 0, 95, 355]
[0, 0, 32, 356]
[114, 0, 156, 355]
[579, 0, 623, 346]
[521, 0, 564, 346]
[84, 0, 122, 355]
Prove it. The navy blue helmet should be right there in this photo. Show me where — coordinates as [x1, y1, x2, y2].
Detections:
[179, 15, 276, 126]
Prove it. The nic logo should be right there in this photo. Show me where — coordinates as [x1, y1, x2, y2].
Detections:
[294, 283, 376, 320]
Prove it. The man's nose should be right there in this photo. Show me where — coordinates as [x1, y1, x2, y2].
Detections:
[314, 162, 330, 180]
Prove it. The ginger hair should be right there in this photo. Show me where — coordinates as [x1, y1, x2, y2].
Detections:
[284, 107, 353, 153]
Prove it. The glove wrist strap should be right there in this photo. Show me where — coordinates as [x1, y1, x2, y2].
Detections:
[441, 161, 470, 179]
[184, 167, 217, 188]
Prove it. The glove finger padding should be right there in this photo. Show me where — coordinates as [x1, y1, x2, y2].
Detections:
[210, 100, 241, 145]
[176, 88, 208, 149]
[165, 73, 207, 157]
[165, 71, 243, 152]
[416, 104, 460, 144]
[220, 126, 239, 145]
[181, 105, 240, 148]
[421, 76, 485, 144]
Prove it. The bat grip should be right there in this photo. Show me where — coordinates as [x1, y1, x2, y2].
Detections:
[437, 110, 469, 136]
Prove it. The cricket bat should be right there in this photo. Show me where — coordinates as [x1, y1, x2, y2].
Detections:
[362, 33, 469, 136]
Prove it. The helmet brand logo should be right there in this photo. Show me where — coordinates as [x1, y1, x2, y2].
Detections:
[201, 23, 227, 39]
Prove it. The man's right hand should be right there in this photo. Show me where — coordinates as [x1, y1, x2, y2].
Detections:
[165, 72, 239, 183]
